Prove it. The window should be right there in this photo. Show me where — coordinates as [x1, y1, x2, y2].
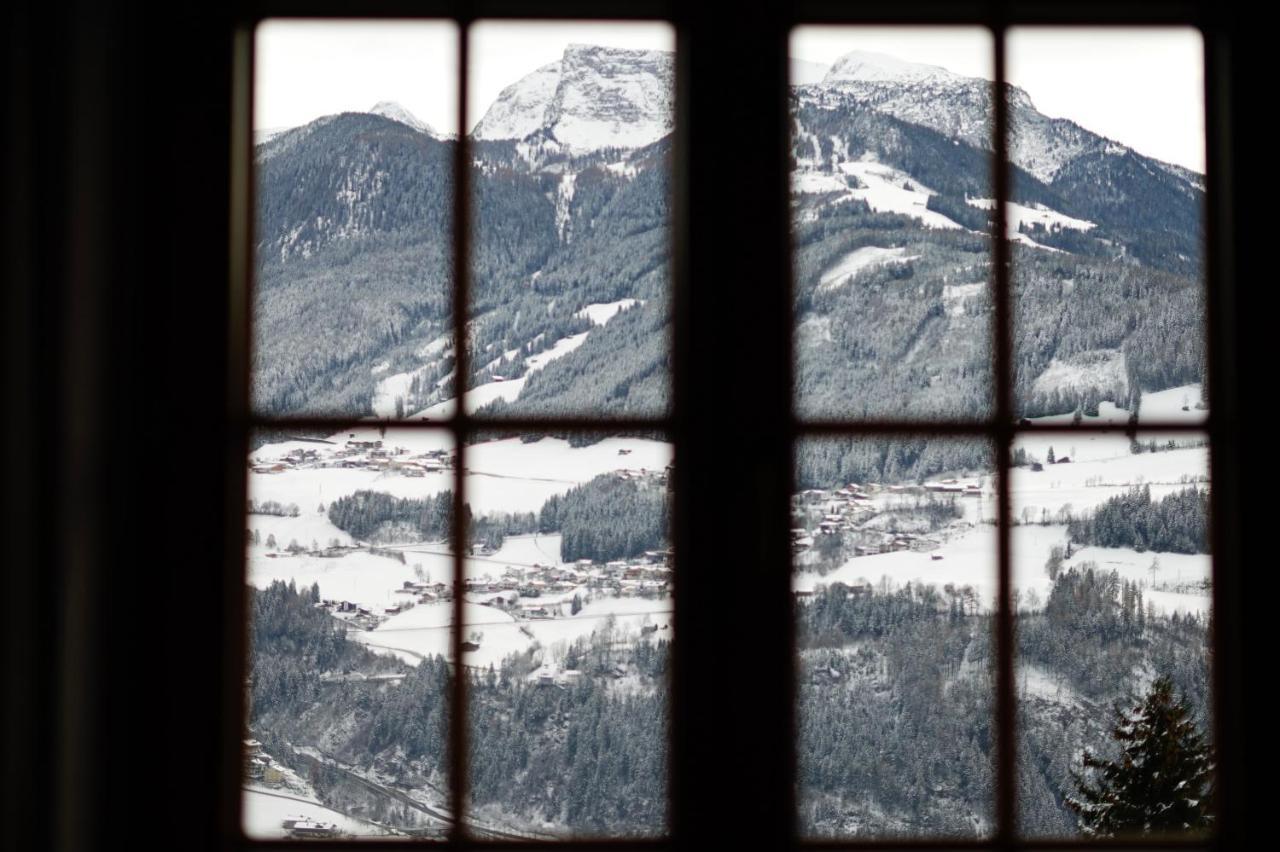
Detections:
[0, 1, 1245, 849]
[232, 5, 1238, 847]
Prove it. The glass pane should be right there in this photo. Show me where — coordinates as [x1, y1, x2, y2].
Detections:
[790, 27, 995, 421]
[244, 425, 456, 840]
[463, 432, 673, 837]
[794, 436, 997, 838]
[1013, 428, 1212, 839]
[251, 20, 458, 420]
[1008, 28, 1207, 422]
[464, 21, 675, 418]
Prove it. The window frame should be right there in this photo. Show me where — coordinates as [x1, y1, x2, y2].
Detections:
[225, 2, 1242, 850]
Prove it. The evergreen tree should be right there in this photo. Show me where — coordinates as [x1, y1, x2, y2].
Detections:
[1067, 676, 1212, 837]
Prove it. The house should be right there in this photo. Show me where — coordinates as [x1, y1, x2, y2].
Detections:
[287, 820, 337, 839]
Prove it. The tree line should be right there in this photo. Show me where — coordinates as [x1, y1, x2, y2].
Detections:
[1068, 485, 1208, 554]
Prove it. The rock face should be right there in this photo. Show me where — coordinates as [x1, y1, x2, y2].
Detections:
[472, 44, 674, 153]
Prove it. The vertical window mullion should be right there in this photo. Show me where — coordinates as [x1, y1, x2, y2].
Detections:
[449, 15, 471, 846]
[990, 23, 1018, 847]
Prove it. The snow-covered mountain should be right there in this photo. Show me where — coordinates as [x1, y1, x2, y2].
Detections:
[368, 100, 441, 137]
[472, 43, 674, 153]
[798, 49, 1199, 189]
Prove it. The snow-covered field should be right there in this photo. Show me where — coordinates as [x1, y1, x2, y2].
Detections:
[249, 434, 670, 518]
[575, 299, 642, 326]
[794, 159, 964, 230]
[818, 245, 917, 290]
[354, 595, 672, 670]
[836, 160, 963, 230]
[797, 522, 1209, 618]
[967, 197, 1095, 234]
[242, 786, 393, 839]
[796, 394, 1211, 617]
[249, 547, 453, 611]
[1023, 383, 1205, 429]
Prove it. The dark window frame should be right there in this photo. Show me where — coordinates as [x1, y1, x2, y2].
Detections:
[222, 3, 1242, 850]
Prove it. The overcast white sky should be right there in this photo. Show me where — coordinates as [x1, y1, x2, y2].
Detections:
[256, 20, 1203, 173]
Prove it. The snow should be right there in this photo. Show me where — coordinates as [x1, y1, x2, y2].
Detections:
[522, 332, 589, 373]
[793, 159, 963, 230]
[818, 246, 916, 290]
[967, 197, 1096, 236]
[242, 786, 393, 838]
[794, 522, 998, 600]
[356, 594, 671, 670]
[472, 60, 563, 141]
[575, 299, 642, 326]
[554, 173, 576, 242]
[1031, 349, 1127, 400]
[249, 548, 453, 612]
[796, 521, 1209, 618]
[416, 334, 452, 360]
[250, 434, 669, 518]
[822, 50, 963, 86]
[794, 436, 1210, 618]
[472, 45, 674, 154]
[1024, 384, 1205, 429]
[792, 172, 853, 196]
[1137, 384, 1207, 424]
[838, 160, 963, 230]
[408, 331, 589, 418]
[368, 101, 438, 137]
[941, 282, 985, 316]
[248, 432, 672, 672]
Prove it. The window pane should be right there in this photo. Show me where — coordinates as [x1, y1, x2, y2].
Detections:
[794, 436, 997, 838]
[1013, 427, 1212, 839]
[465, 21, 674, 418]
[251, 20, 458, 420]
[790, 27, 995, 422]
[462, 432, 673, 837]
[244, 426, 456, 840]
[1008, 28, 1207, 421]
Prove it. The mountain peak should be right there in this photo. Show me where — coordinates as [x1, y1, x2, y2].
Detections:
[823, 50, 967, 86]
[369, 101, 437, 135]
[473, 44, 673, 153]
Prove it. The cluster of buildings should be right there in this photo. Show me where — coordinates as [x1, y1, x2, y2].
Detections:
[467, 551, 675, 619]
[309, 547, 675, 632]
[250, 438, 452, 477]
[792, 478, 983, 557]
[615, 463, 673, 487]
[244, 738, 289, 787]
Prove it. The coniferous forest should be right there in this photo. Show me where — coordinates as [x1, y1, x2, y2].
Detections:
[248, 581, 667, 836]
[794, 571, 1209, 838]
[1067, 486, 1209, 554]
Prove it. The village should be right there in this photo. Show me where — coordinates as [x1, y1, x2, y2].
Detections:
[250, 436, 453, 477]
[791, 477, 988, 558]
[308, 545, 674, 634]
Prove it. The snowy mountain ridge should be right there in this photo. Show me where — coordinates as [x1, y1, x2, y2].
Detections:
[472, 43, 674, 153]
[368, 100, 442, 137]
